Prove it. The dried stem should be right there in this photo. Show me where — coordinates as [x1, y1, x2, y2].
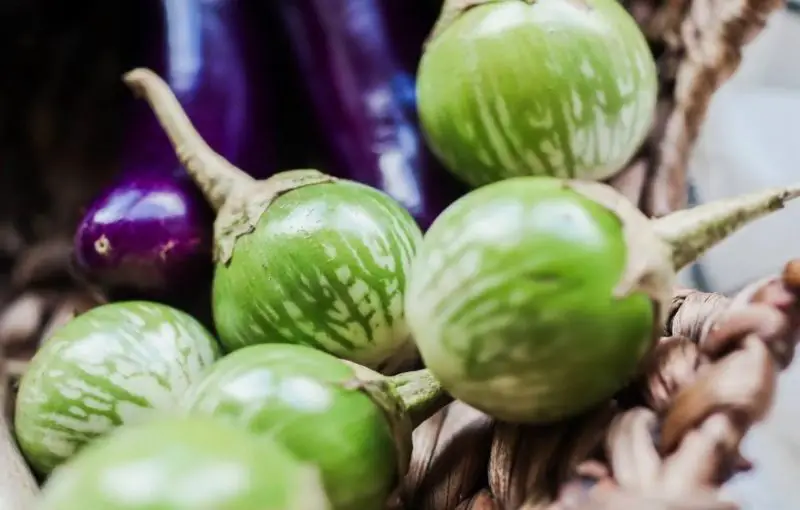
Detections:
[390, 369, 451, 427]
[124, 68, 334, 265]
[123, 68, 253, 211]
[652, 184, 800, 270]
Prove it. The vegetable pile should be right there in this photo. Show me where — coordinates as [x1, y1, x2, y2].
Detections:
[404, 177, 800, 422]
[5, 1, 799, 509]
[123, 68, 424, 372]
[181, 343, 442, 510]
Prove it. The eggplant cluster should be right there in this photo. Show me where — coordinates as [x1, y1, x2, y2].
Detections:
[9, 1, 799, 510]
[73, 0, 461, 296]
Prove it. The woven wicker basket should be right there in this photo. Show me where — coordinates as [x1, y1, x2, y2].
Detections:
[0, 0, 791, 508]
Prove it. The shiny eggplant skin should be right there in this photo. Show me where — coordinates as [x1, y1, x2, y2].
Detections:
[74, 0, 272, 293]
[277, 0, 466, 230]
[74, 168, 212, 291]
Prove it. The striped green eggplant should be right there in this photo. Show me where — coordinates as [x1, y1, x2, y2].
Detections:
[123, 69, 423, 373]
[405, 177, 800, 423]
[14, 301, 221, 475]
[38, 417, 331, 510]
[417, 0, 658, 187]
[181, 343, 444, 510]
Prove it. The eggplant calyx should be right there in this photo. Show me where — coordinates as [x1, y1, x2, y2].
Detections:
[652, 184, 800, 271]
[123, 68, 254, 211]
[342, 376, 414, 486]
[340, 365, 448, 484]
[343, 363, 448, 427]
[388, 369, 450, 427]
[214, 170, 337, 264]
[426, 0, 511, 48]
[568, 180, 674, 333]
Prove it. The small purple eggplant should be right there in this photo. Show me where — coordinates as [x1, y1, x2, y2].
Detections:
[74, 0, 273, 293]
[74, 168, 211, 291]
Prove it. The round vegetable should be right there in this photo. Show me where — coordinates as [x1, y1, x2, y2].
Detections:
[74, 0, 274, 293]
[417, 0, 658, 187]
[123, 69, 423, 372]
[405, 177, 800, 423]
[74, 172, 212, 292]
[38, 417, 331, 510]
[181, 343, 445, 510]
[15, 301, 221, 475]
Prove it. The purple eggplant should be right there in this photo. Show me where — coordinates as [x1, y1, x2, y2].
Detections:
[74, 0, 273, 293]
[277, 0, 466, 229]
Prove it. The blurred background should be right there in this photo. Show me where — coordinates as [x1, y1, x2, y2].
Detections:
[682, 4, 800, 295]
[682, 6, 800, 509]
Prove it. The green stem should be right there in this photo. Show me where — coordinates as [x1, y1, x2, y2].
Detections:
[389, 369, 450, 427]
[123, 68, 254, 212]
[653, 184, 800, 271]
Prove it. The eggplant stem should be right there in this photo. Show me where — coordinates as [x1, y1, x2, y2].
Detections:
[653, 184, 800, 270]
[390, 369, 450, 427]
[123, 68, 254, 211]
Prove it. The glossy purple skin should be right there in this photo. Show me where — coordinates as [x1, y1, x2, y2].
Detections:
[75, 0, 272, 292]
[278, 0, 467, 230]
[74, 170, 211, 291]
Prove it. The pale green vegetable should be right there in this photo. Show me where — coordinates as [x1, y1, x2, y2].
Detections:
[15, 301, 221, 475]
[406, 177, 800, 423]
[418, 0, 658, 186]
[124, 68, 422, 373]
[38, 417, 331, 510]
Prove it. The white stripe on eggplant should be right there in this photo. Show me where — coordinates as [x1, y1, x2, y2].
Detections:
[417, 0, 657, 186]
[14, 302, 221, 475]
[213, 181, 420, 370]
